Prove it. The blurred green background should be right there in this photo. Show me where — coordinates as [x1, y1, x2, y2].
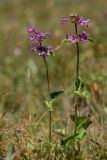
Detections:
[0, 0, 107, 117]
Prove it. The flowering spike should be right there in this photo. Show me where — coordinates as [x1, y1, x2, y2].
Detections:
[28, 25, 54, 57]
[61, 14, 90, 45]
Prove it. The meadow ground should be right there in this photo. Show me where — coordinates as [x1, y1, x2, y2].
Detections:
[0, 0, 107, 159]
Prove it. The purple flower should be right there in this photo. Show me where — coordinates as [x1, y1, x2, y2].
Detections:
[28, 26, 35, 33]
[64, 34, 77, 44]
[28, 25, 54, 57]
[31, 46, 36, 52]
[34, 45, 48, 57]
[79, 31, 88, 41]
[60, 17, 69, 24]
[36, 32, 46, 41]
[39, 51, 47, 57]
[31, 44, 41, 53]
[71, 35, 77, 43]
[35, 44, 41, 49]
[29, 34, 35, 41]
[30, 41, 54, 57]
[48, 46, 54, 53]
[28, 26, 50, 43]
[77, 18, 90, 26]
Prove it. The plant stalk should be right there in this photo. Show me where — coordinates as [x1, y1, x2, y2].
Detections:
[75, 23, 80, 91]
[73, 23, 80, 159]
[74, 23, 80, 133]
[43, 57, 52, 142]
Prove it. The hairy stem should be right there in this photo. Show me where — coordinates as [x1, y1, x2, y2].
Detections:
[43, 57, 52, 142]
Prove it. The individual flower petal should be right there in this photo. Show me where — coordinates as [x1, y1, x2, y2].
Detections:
[79, 31, 88, 41]
[60, 17, 69, 24]
[28, 26, 35, 32]
[77, 18, 90, 26]
[71, 35, 77, 43]
[29, 34, 35, 41]
[31, 46, 36, 52]
[36, 32, 43, 40]
[35, 44, 41, 49]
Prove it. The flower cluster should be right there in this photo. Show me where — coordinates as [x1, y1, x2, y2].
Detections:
[61, 13, 90, 44]
[28, 26, 54, 57]
[65, 31, 88, 44]
[61, 13, 90, 26]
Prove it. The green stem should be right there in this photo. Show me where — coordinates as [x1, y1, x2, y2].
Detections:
[73, 23, 80, 159]
[43, 57, 52, 142]
[75, 24, 80, 133]
[74, 24, 80, 131]
[75, 23, 80, 91]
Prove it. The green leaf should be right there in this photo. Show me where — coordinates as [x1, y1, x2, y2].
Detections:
[77, 116, 91, 129]
[6, 144, 15, 160]
[74, 77, 89, 98]
[63, 115, 92, 145]
[82, 118, 92, 129]
[70, 115, 92, 130]
[76, 127, 86, 140]
[61, 133, 78, 146]
[61, 39, 71, 45]
[74, 90, 89, 98]
[50, 90, 64, 99]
